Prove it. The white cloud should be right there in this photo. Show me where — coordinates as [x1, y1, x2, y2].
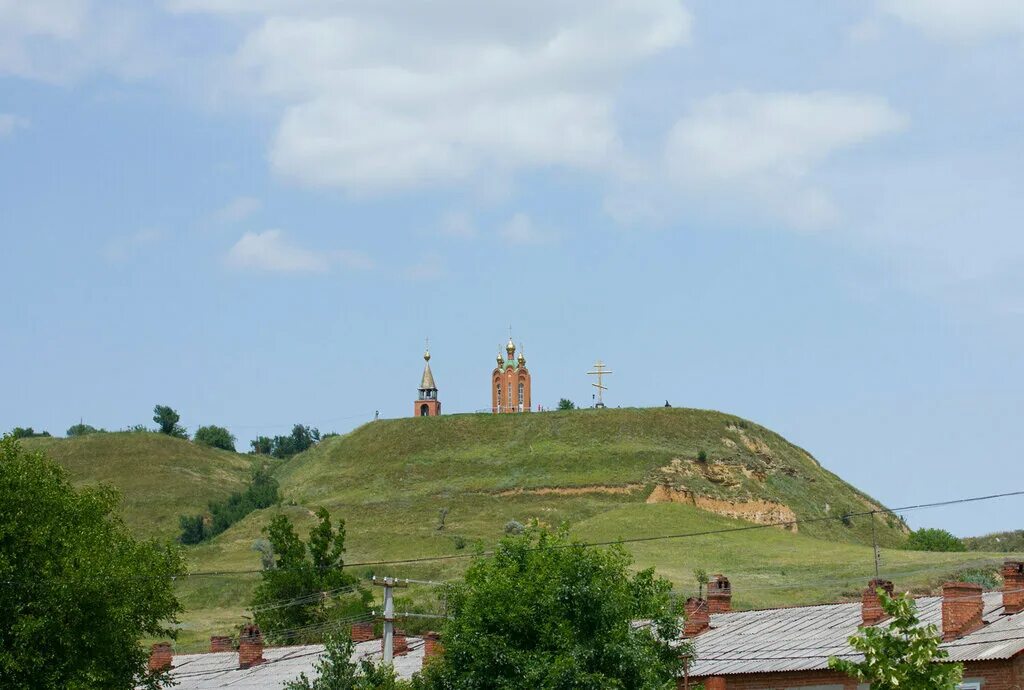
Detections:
[225, 230, 372, 273]
[211, 196, 261, 224]
[663, 91, 907, 229]
[103, 228, 163, 262]
[225, 230, 328, 272]
[880, 0, 1024, 43]
[172, 0, 692, 193]
[405, 252, 446, 281]
[499, 213, 555, 245]
[0, 113, 29, 137]
[439, 210, 476, 239]
[0, 0, 160, 82]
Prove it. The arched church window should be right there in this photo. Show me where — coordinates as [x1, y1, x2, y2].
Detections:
[518, 382, 524, 407]
[420, 404, 429, 416]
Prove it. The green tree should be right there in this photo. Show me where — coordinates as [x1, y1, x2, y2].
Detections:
[152, 405, 187, 438]
[0, 435, 184, 689]
[9, 427, 50, 439]
[828, 587, 963, 689]
[66, 423, 103, 437]
[193, 424, 236, 451]
[270, 424, 321, 459]
[285, 632, 408, 690]
[556, 398, 575, 410]
[251, 436, 273, 455]
[416, 527, 688, 689]
[906, 528, 965, 552]
[251, 508, 369, 641]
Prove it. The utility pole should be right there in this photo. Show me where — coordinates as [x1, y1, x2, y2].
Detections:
[372, 576, 407, 664]
[871, 514, 881, 580]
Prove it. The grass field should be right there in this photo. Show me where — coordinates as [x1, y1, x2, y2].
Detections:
[22, 432, 256, 540]
[27, 409, 1022, 651]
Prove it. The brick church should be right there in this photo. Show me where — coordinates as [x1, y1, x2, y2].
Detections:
[492, 337, 531, 413]
[413, 336, 533, 417]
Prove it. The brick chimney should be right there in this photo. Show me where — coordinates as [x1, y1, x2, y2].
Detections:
[1002, 561, 1024, 614]
[942, 581, 984, 641]
[708, 574, 732, 614]
[423, 632, 443, 662]
[238, 623, 266, 669]
[210, 635, 233, 653]
[861, 579, 895, 626]
[147, 642, 173, 672]
[684, 597, 710, 636]
[395, 628, 409, 657]
[351, 621, 375, 643]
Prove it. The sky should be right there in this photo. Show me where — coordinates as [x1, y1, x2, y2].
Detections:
[2, 0, 1023, 537]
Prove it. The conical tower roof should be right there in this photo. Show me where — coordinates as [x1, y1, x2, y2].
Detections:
[420, 349, 436, 390]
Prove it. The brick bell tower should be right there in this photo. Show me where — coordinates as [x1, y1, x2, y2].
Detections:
[492, 336, 531, 413]
[414, 344, 441, 417]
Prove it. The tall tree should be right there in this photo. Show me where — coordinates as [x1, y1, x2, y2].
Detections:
[829, 587, 963, 689]
[0, 435, 184, 689]
[152, 404, 187, 438]
[416, 527, 688, 689]
[251, 508, 368, 641]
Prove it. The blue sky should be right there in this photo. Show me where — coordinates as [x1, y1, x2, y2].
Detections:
[2, 1, 1023, 537]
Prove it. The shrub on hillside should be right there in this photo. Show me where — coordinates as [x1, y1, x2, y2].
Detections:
[504, 520, 525, 535]
[66, 423, 104, 437]
[9, 427, 51, 439]
[557, 398, 576, 410]
[178, 514, 205, 545]
[963, 530, 1024, 552]
[193, 425, 236, 451]
[906, 528, 965, 552]
[177, 465, 279, 544]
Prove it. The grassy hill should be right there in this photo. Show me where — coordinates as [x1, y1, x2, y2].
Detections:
[25, 409, 1022, 650]
[21, 432, 255, 540]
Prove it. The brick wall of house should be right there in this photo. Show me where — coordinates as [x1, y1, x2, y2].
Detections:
[684, 657, 1021, 689]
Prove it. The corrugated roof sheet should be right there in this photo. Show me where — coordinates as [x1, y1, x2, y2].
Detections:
[161, 637, 426, 689]
[687, 592, 1024, 678]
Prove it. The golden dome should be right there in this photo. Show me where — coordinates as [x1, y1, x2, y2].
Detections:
[517, 344, 525, 366]
[497, 349, 504, 366]
[506, 337, 515, 355]
[424, 349, 431, 362]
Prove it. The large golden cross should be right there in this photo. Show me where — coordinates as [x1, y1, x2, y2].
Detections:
[587, 360, 613, 408]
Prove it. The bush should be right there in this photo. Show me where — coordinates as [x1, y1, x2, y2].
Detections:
[193, 425, 236, 451]
[10, 427, 51, 439]
[178, 514, 205, 545]
[504, 520, 525, 535]
[696, 449, 708, 463]
[250, 436, 273, 455]
[178, 465, 279, 544]
[557, 398, 576, 411]
[906, 528, 965, 552]
[66, 423, 104, 437]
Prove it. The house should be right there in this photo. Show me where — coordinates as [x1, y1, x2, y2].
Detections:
[147, 623, 440, 689]
[681, 563, 1024, 690]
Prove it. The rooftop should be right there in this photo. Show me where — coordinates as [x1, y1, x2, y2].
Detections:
[161, 637, 426, 689]
[688, 592, 1024, 678]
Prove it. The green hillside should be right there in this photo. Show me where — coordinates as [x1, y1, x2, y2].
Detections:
[277, 407, 908, 547]
[26, 409, 1021, 651]
[21, 432, 255, 540]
